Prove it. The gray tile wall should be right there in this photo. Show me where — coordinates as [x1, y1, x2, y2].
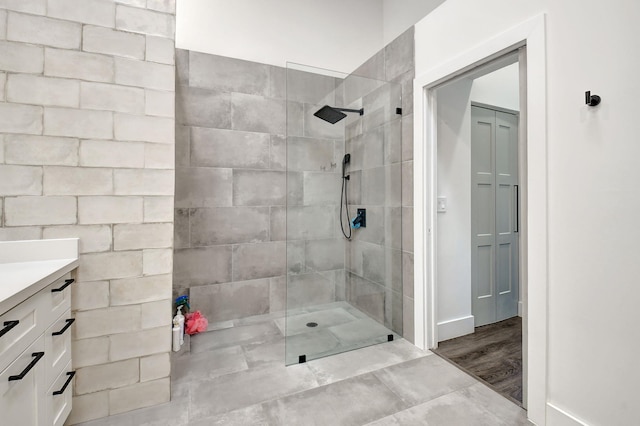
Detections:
[344, 27, 415, 342]
[285, 68, 347, 312]
[0, 0, 176, 423]
[174, 50, 289, 323]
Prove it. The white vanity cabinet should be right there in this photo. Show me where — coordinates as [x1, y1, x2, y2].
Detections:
[0, 239, 78, 426]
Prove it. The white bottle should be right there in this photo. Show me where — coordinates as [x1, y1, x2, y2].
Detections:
[174, 306, 185, 346]
[172, 324, 180, 352]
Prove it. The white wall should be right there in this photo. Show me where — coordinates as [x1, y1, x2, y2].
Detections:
[416, 1, 640, 425]
[470, 63, 520, 111]
[176, 0, 383, 73]
[436, 79, 474, 341]
[176, 0, 447, 73]
[382, 0, 445, 45]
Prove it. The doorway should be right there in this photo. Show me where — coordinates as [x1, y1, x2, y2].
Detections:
[431, 57, 525, 405]
[413, 14, 548, 424]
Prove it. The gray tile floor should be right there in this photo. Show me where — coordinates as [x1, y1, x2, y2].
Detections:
[75, 306, 529, 426]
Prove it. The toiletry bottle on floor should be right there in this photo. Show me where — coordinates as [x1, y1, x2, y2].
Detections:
[172, 324, 180, 352]
[174, 306, 185, 346]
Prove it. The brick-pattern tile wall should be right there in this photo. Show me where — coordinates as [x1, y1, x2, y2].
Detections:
[0, 0, 175, 423]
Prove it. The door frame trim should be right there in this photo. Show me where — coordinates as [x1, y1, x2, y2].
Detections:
[412, 14, 548, 425]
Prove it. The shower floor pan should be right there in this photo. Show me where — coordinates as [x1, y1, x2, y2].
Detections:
[278, 301, 398, 365]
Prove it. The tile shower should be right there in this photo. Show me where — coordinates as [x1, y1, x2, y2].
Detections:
[174, 27, 416, 362]
[284, 65, 402, 363]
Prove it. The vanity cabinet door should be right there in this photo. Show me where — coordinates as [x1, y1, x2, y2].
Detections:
[43, 274, 73, 324]
[46, 360, 74, 426]
[45, 310, 73, 386]
[0, 291, 47, 373]
[0, 335, 46, 426]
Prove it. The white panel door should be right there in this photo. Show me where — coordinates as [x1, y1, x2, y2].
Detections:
[495, 111, 519, 321]
[471, 105, 519, 326]
[471, 106, 497, 327]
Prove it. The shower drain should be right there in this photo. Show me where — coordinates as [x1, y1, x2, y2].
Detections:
[306, 322, 318, 328]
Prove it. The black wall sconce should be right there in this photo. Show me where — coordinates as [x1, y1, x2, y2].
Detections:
[585, 91, 601, 107]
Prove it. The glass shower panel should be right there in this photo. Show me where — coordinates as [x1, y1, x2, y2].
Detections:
[285, 63, 402, 365]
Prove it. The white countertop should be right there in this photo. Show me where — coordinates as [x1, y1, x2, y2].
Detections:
[0, 239, 79, 315]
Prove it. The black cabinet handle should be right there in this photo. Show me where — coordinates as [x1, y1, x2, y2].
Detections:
[52, 371, 75, 396]
[51, 278, 74, 293]
[52, 318, 75, 336]
[0, 320, 19, 338]
[8, 352, 45, 381]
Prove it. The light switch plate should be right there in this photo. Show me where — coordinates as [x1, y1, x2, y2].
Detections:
[437, 197, 447, 212]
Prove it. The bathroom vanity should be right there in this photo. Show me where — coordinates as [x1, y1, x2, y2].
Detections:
[0, 239, 78, 426]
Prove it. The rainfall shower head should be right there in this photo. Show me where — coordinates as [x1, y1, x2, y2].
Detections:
[314, 105, 364, 124]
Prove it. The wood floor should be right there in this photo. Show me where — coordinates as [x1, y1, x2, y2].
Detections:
[433, 316, 522, 405]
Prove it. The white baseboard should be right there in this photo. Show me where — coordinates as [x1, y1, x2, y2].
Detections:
[437, 315, 474, 342]
[546, 403, 589, 426]
[518, 300, 523, 317]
